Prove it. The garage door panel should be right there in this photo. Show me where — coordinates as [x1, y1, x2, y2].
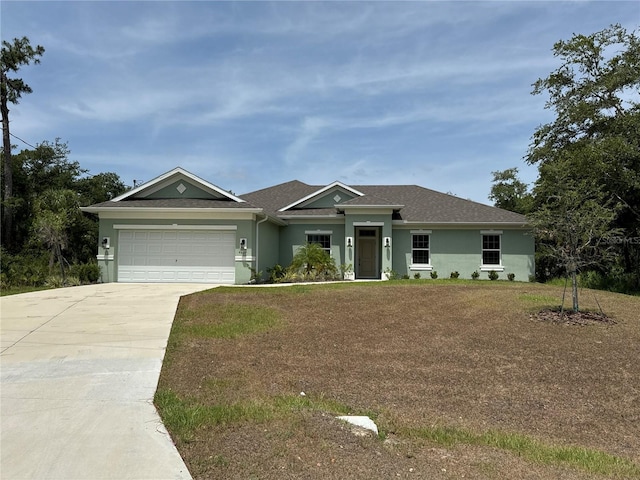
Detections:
[117, 229, 236, 283]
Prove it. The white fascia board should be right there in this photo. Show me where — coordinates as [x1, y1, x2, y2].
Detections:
[84, 209, 262, 221]
[261, 214, 288, 226]
[81, 206, 261, 214]
[392, 221, 529, 228]
[278, 214, 340, 220]
[340, 205, 403, 210]
[110, 167, 246, 203]
[278, 181, 364, 212]
[114, 224, 238, 230]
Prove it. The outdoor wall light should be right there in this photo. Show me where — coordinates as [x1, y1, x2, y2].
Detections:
[239, 238, 247, 250]
[346, 237, 353, 248]
[384, 237, 391, 248]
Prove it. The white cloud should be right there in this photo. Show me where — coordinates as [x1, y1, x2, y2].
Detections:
[3, 0, 637, 204]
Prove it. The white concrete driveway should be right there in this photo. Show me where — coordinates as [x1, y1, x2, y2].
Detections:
[1, 283, 218, 480]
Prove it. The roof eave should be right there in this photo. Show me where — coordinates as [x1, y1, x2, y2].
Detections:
[338, 204, 404, 209]
[278, 214, 341, 220]
[393, 220, 530, 228]
[81, 206, 263, 214]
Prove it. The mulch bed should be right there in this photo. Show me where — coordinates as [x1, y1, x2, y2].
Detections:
[532, 308, 617, 326]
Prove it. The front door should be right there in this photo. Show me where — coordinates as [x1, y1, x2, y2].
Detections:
[356, 228, 379, 279]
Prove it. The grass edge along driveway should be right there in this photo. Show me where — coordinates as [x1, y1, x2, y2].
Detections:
[156, 281, 640, 479]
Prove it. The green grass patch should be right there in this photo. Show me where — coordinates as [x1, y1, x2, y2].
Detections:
[0, 285, 54, 296]
[155, 389, 275, 442]
[177, 304, 281, 339]
[156, 389, 355, 443]
[404, 425, 640, 477]
[518, 293, 560, 304]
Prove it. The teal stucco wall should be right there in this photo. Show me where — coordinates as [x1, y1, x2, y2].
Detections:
[96, 217, 255, 283]
[278, 222, 346, 269]
[255, 220, 280, 280]
[392, 228, 534, 281]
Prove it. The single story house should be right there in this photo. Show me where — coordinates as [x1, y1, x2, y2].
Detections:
[82, 167, 534, 284]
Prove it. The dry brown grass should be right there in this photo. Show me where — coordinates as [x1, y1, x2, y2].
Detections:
[157, 281, 640, 479]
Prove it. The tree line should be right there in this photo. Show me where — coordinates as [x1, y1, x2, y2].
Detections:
[1, 37, 126, 289]
[3, 26, 639, 300]
[489, 24, 640, 305]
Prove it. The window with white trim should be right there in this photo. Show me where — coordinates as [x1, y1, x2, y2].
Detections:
[482, 234, 501, 266]
[411, 233, 430, 265]
[307, 234, 331, 254]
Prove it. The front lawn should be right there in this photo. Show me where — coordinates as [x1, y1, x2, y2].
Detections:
[156, 281, 640, 479]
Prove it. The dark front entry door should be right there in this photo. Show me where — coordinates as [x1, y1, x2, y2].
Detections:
[356, 228, 379, 278]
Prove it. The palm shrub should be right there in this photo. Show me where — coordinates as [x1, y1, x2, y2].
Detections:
[69, 262, 101, 284]
[289, 243, 339, 281]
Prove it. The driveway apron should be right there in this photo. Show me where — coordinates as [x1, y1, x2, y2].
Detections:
[1, 283, 217, 480]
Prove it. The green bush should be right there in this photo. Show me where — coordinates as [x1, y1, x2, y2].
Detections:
[267, 264, 287, 283]
[579, 268, 639, 295]
[289, 243, 339, 281]
[507, 273, 516, 281]
[450, 271, 460, 279]
[430, 271, 438, 279]
[45, 275, 65, 288]
[471, 271, 480, 280]
[413, 272, 421, 279]
[0, 250, 50, 287]
[69, 262, 101, 284]
[488, 270, 499, 281]
[384, 268, 400, 280]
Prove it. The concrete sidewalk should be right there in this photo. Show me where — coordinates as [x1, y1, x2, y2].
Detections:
[1, 283, 218, 480]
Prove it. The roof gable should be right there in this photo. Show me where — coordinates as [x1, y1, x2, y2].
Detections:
[111, 167, 245, 203]
[278, 181, 364, 212]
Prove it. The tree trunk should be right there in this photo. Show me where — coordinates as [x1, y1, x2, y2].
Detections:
[1, 70, 13, 250]
[571, 269, 579, 312]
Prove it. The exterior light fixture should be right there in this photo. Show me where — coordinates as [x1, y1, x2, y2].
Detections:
[239, 238, 247, 250]
[346, 237, 353, 248]
[384, 237, 391, 248]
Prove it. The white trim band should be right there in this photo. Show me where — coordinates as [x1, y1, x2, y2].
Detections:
[113, 224, 238, 230]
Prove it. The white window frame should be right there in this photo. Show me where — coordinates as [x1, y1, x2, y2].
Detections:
[305, 230, 332, 255]
[480, 230, 504, 271]
[410, 230, 432, 271]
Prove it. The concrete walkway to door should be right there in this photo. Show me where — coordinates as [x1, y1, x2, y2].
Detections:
[1, 283, 218, 480]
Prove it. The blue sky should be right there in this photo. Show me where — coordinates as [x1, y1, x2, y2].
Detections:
[2, 1, 638, 204]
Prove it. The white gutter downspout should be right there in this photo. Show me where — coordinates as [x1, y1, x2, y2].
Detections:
[255, 214, 269, 275]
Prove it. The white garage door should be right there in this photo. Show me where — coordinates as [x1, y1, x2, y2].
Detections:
[117, 229, 236, 283]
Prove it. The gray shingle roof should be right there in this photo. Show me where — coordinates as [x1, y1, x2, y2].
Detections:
[241, 180, 318, 216]
[86, 176, 526, 225]
[353, 185, 526, 223]
[242, 182, 527, 224]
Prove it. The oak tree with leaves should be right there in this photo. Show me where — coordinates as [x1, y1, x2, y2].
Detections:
[527, 24, 640, 296]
